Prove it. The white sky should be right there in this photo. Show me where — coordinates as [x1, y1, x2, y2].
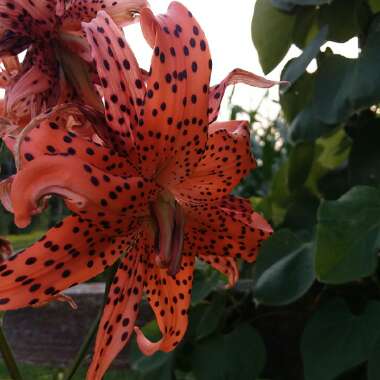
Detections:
[125, 0, 359, 121]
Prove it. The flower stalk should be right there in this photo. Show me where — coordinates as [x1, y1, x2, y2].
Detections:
[0, 313, 23, 380]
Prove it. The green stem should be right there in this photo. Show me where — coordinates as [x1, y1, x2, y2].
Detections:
[0, 314, 23, 380]
[62, 309, 102, 380]
[63, 262, 120, 380]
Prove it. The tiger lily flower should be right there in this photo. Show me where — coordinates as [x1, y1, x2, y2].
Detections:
[0, 2, 276, 379]
[0, 0, 147, 123]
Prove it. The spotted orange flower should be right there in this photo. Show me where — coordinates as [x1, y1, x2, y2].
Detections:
[0, 2, 276, 379]
[0, 0, 147, 123]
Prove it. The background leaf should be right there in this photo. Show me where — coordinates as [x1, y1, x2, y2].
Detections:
[192, 324, 266, 380]
[252, 0, 295, 73]
[302, 299, 380, 380]
[253, 229, 315, 305]
[316, 186, 380, 284]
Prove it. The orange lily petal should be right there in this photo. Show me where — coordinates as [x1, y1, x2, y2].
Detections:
[87, 228, 149, 380]
[5, 47, 59, 122]
[0, 215, 129, 310]
[135, 249, 195, 355]
[199, 254, 239, 288]
[185, 195, 272, 263]
[11, 155, 158, 228]
[0, 176, 13, 213]
[2, 56, 20, 74]
[82, 11, 145, 164]
[63, 0, 148, 30]
[171, 120, 255, 203]
[17, 119, 138, 176]
[0, 237, 12, 261]
[139, 2, 211, 183]
[0, 1, 55, 44]
[208, 68, 280, 123]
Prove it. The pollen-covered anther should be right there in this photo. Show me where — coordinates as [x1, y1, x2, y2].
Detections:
[151, 192, 185, 275]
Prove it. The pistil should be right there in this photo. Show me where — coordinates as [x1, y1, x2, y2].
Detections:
[151, 193, 185, 276]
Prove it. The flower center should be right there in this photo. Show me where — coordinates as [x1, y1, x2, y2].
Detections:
[151, 191, 185, 276]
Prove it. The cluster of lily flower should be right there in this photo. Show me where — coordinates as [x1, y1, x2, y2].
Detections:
[0, 0, 276, 378]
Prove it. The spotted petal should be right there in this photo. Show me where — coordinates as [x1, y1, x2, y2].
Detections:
[199, 254, 239, 288]
[0, 215, 130, 310]
[63, 0, 148, 30]
[208, 68, 280, 123]
[171, 120, 255, 203]
[139, 2, 212, 183]
[135, 248, 195, 355]
[184, 196, 272, 263]
[0, 0, 55, 48]
[87, 228, 149, 380]
[5, 47, 59, 122]
[11, 155, 158, 228]
[17, 118, 138, 176]
[82, 11, 145, 164]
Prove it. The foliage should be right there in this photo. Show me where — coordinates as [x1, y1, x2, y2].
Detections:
[244, 0, 380, 379]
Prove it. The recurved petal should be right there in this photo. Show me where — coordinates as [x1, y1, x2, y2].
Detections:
[135, 249, 195, 355]
[184, 195, 272, 263]
[139, 2, 211, 183]
[87, 228, 149, 380]
[0, 215, 129, 310]
[82, 11, 144, 163]
[11, 155, 158, 228]
[5, 47, 59, 122]
[199, 254, 239, 288]
[6, 65, 50, 118]
[208, 68, 280, 123]
[171, 120, 255, 203]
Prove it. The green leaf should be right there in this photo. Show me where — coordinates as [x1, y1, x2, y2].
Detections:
[290, 107, 333, 142]
[271, 0, 295, 11]
[369, 0, 380, 13]
[276, 0, 331, 4]
[313, 53, 355, 124]
[348, 117, 380, 187]
[292, 7, 319, 49]
[282, 25, 328, 89]
[315, 186, 380, 284]
[288, 142, 315, 192]
[253, 229, 315, 305]
[302, 299, 380, 380]
[368, 338, 380, 380]
[318, 0, 364, 43]
[280, 71, 315, 123]
[351, 16, 380, 110]
[192, 324, 266, 380]
[256, 162, 291, 226]
[313, 17, 380, 124]
[252, 0, 295, 74]
[282, 190, 320, 230]
[132, 352, 172, 374]
[195, 293, 225, 341]
[305, 127, 351, 196]
[191, 270, 221, 305]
